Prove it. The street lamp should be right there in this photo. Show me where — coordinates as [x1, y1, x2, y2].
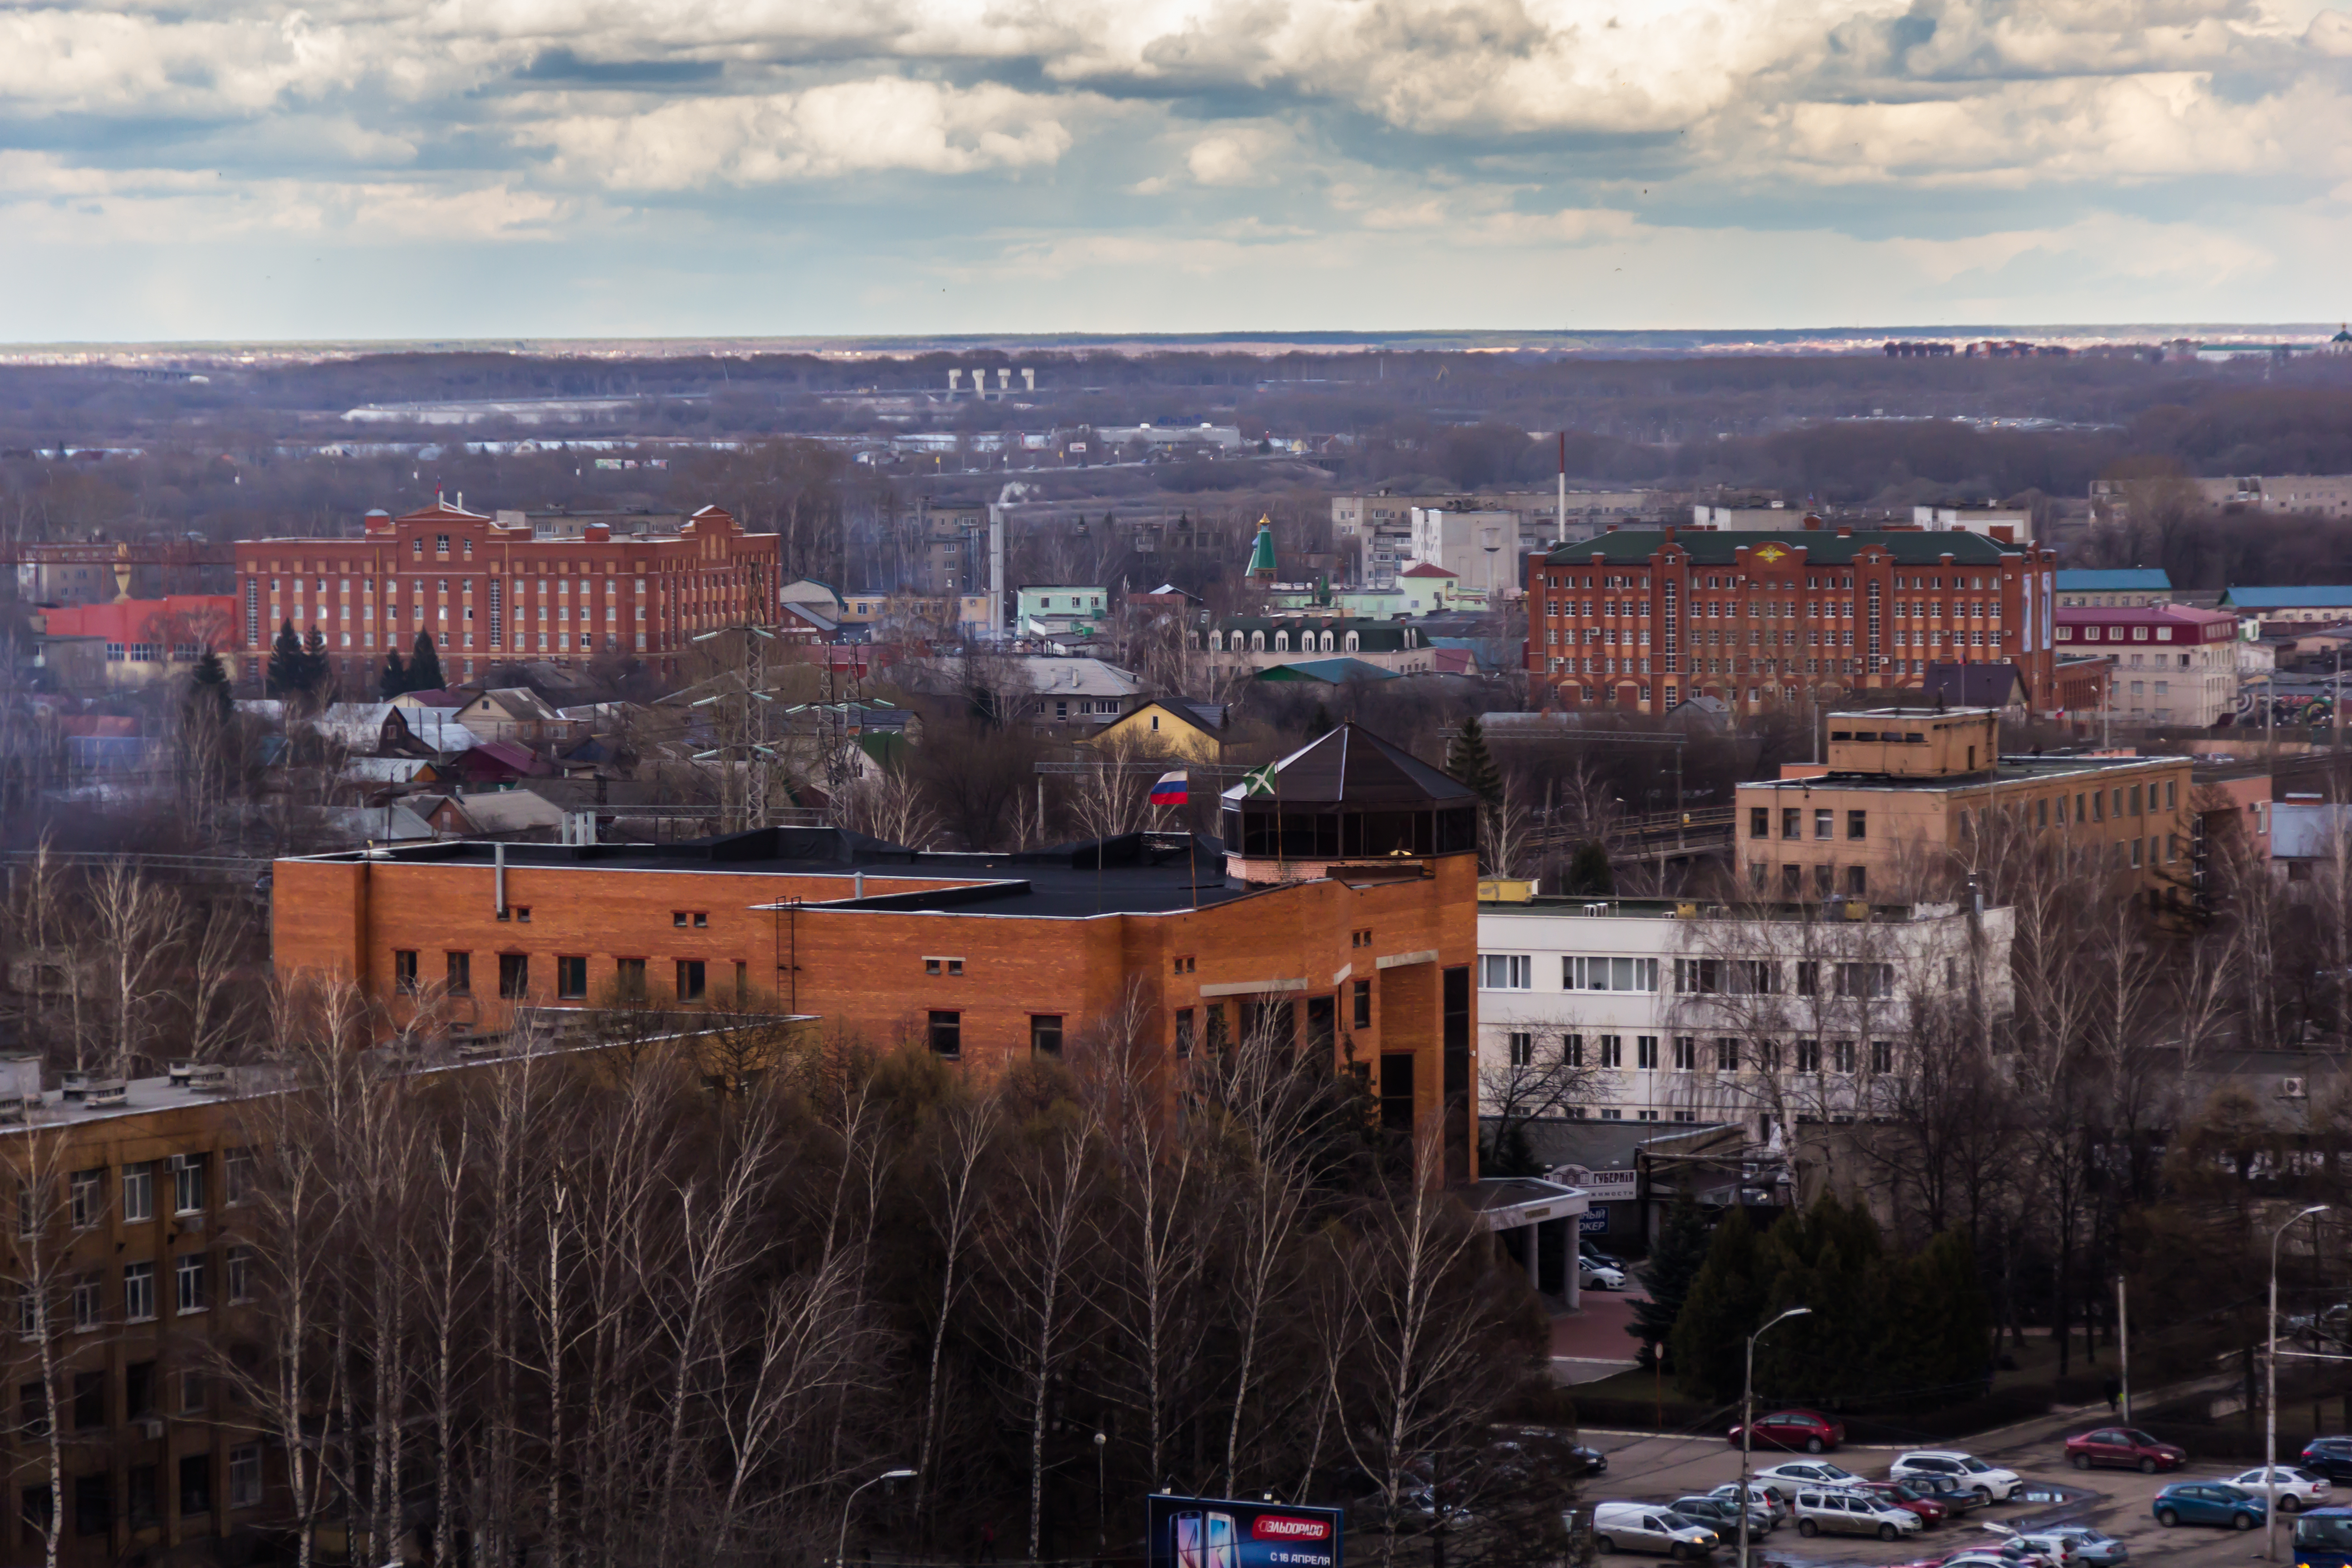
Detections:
[1738, 1308, 1811, 1568]
[1095, 1432, 1108, 1546]
[838, 1467, 918, 1568]
[2268, 1206, 2329, 1560]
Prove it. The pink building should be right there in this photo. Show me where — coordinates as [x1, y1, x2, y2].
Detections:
[2053, 603, 2239, 727]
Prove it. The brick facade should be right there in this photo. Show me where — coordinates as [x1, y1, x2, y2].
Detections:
[233, 500, 780, 685]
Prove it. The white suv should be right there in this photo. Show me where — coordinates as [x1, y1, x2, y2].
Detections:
[1890, 1450, 2024, 1502]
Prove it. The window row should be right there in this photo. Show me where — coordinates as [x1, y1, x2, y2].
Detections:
[22, 1445, 263, 1536]
[1503, 1032, 1896, 1075]
[394, 950, 741, 1003]
[1751, 807, 1869, 841]
[20, 1152, 251, 1234]
[1480, 955, 1662, 993]
[15, 1249, 252, 1335]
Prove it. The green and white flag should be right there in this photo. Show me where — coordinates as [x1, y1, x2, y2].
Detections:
[1242, 762, 1279, 797]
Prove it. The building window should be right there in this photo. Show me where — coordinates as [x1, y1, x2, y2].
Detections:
[123, 1261, 156, 1322]
[180, 1369, 206, 1415]
[1833, 1039, 1856, 1073]
[1847, 865, 1867, 896]
[616, 958, 647, 1000]
[224, 1148, 255, 1206]
[1175, 1009, 1194, 1058]
[1795, 1039, 1821, 1073]
[928, 1011, 962, 1058]
[1814, 808, 1833, 839]
[498, 954, 529, 998]
[226, 1246, 255, 1303]
[1636, 1035, 1659, 1070]
[1672, 1035, 1696, 1070]
[1031, 1015, 1064, 1056]
[181, 1451, 214, 1518]
[446, 951, 471, 994]
[393, 950, 419, 991]
[1750, 807, 1769, 838]
[1847, 809, 1867, 840]
[170, 1153, 205, 1215]
[1872, 1040, 1895, 1074]
[676, 960, 706, 1001]
[556, 956, 588, 1000]
[176, 1254, 207, 1314]
[1563, 956, 1658, 991]
[1352, 978, 1371, 1029]
[1716, 1037, 1740, 1071]
[1781, 808, 1801, 839]
[1598, 1035, 1623, 1068]
[123, 1163, 154, 1224]
[230, 1445, 262, 1509]
[1478, 954, 1531, 990]
[75, 1473, 110, 1537]
[1507, 1031, 1533, 1067]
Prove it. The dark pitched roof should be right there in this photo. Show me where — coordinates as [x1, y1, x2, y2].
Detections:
[1543, 529, 2015, 566]
[1921, 661, 2028, 708]
[1255, 657, 1398, 684]
[1225, 722, 1474, 806]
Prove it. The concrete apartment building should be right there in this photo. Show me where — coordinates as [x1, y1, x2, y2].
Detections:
[233, 500, 781, 685]
[2218, 587, 2352, 627]
[1476, 890, 2013, 1129]
[1, 1068, 280, 1563]
[2055, 568, 2172, 608]
[1734, 708, 2195, 900]
[1525, 526, 2060, 718]
[1333, 490, 1659, 585]
[1407, 508, 1519, 603]
[2054, 603, 2240, 727]
[266, 725, 1487, 1179]
[6, 541, 234, 608]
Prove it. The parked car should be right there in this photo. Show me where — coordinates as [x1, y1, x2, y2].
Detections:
[2152, 1480, 2265, 1530]
[1728, 1409, 1846, 1453]
[2012, 1528, 2127, 1567]
[1904, 1474, 1985, 1514]
[1581, 1241, 1627, 1271]
[1668, 1495, 1773, 1536]
[1580, 1259, 1628, 1291]
[1752, 1460, 1863, 1499]
[1590, 1501, 1720, 1559]
[2225, 1465, 2332, 1512]
[1859, 1480, 1950, 1525]
[2303, 1438, 2352, 1484]
[2063, 1427, 2186, 1474]
[1792, 1487, 1924, 1542]
[1930, 1552, 2053, 1568]
[1890, 1450, 2025, 1503]
[1567, 1443, 1610, 1477]
[1708, 1482, 1788, 1524]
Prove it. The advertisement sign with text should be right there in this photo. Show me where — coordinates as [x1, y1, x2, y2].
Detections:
[1148, 1495, 1343, 1568]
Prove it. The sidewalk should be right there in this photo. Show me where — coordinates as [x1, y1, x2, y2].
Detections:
[1548, 1286, 1646, 1386]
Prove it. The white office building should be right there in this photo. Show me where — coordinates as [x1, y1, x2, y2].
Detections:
[1476, 891, 2014, 1134]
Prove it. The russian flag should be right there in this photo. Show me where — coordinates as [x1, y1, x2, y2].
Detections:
[1149, 769, 1189, 807]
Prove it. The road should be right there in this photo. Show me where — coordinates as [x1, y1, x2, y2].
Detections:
[1578, 1401, 2313, 1568]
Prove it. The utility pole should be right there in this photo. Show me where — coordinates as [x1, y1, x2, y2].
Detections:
[2117, 1275, 2131, 1423]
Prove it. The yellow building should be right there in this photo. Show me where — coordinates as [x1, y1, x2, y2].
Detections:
[1734, 707, 2195, 900]
[1084, 699, 1234, 763]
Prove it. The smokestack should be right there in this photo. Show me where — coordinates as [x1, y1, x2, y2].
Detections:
[1556, 431, 1568, 547]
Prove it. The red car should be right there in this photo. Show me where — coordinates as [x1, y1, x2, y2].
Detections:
[2064, 1426, 2186, 1474]
[1860, 1480, 1950, 1525]
[1727, 1409, 1847, 1453]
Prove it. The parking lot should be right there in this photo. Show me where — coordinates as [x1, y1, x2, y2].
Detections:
[1579, 1414, 2307, 1567]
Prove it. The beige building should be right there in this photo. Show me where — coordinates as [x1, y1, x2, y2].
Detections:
[1734, 708, 2195, 900]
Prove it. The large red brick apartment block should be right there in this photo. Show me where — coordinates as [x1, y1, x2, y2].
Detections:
[270, 724, 1486, 1179]
[1525, 526, 2060, 717]
[233, 499, 779, 684]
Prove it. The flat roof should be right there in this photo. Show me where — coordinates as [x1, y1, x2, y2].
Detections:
[1828, 706, 1999, 720]
[289, 830, 1261, 920]
[1478, 896, 1975, 922]
[1740, 751, 2187, 792]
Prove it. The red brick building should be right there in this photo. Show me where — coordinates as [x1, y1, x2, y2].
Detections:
[233, 499, 780, 685]
[1524, 526, 2061, 717]
[267, 725, 1485, 1179]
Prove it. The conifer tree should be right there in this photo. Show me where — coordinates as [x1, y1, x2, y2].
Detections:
[266, 619, 306, 698]
[407, 632, 446, 694]
[1626, 1192, 1710, 1369]
[188, 649, 233, 721]
[1446, 712, 1504, 806]
[301, 628, 333, 700]
[1567, 840, 1616, 895]
[378, 649, 410, 699]
[1670, 1205, 1767, 1400]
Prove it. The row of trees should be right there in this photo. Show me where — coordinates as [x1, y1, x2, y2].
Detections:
[0, 989, 1558, 1568]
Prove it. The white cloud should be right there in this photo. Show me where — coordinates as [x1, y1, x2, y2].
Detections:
[529, 79, 1076, 186]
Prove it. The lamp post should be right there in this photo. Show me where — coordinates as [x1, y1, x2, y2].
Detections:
[1095, 1432, 1108, 1546]
[2268, 1206, 2329, 1560]
[838, 1467, 918, 1568]
[1739, 1307, 1811, 1568]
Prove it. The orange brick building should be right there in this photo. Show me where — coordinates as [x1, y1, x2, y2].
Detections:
[233, 499, 780, 685]
[1525, 525, 2061, 717]
[268, 725, 1486, 1178]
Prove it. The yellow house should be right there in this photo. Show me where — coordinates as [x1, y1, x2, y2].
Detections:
[1086, 699, 1232, 762]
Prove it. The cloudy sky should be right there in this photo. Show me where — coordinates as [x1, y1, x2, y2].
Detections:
[4, 0, 2350, 342]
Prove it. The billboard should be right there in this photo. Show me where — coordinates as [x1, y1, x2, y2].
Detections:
[1147, 1495, 1343, 1568]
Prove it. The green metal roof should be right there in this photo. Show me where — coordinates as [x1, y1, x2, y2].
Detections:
[1542, 529, 2016, 566]
[1246, 521, 1278, 575]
